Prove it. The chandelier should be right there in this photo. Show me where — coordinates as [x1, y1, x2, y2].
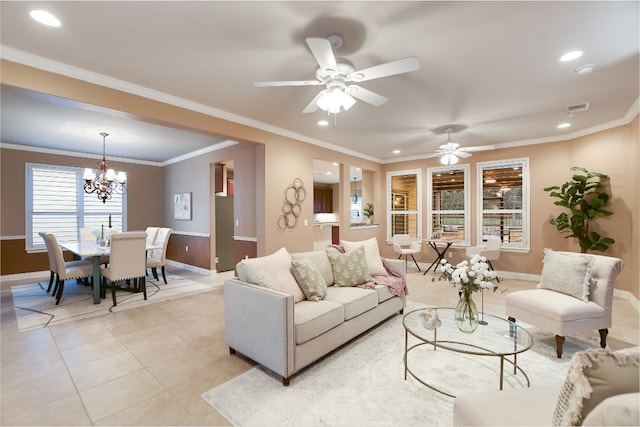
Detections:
[83, 132, 126, 203]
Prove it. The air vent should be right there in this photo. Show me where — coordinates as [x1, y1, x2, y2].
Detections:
[565, 102, 590, 113]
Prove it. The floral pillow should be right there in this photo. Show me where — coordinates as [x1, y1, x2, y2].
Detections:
[327, 246, 372, 287]
[340, 238, 388, 277]
[537, 248, 592, 302]
[290, 258, 327, 301]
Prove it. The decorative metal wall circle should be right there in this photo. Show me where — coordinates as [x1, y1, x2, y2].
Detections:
[277, 178, 306, 231]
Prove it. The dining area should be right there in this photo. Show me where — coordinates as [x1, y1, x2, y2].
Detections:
[40, 226, 172, 306]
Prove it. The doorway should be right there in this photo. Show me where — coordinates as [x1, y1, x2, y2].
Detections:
[215, 161, 235, 272]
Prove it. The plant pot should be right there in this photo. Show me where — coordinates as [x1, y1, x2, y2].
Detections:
[455, 292, 479, 333]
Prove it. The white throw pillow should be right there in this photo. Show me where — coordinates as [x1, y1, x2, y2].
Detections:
[537, 248, 592, 302]
[340, 237, 388, 277]
[236, 247, 305, 303]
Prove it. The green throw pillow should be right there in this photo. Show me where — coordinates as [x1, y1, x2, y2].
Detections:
[327, 246, 372, 287]
[291, 258, 327, 301]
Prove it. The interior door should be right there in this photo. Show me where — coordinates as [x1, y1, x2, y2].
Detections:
[215, 195, 235, 272]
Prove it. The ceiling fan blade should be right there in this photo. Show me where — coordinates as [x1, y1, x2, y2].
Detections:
[306, 38, 339, 74]
[453, 150, 472, 158]
[345, 85, 389, 106]
[302, 91, 325, 114]
[254, 80, 322, 87]
[348, 57, 420, 82]
[458, 145, 497, 152]
[423, 152, 443, 159]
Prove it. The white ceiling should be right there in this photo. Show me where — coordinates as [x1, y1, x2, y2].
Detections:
[1, 1, 638, 167]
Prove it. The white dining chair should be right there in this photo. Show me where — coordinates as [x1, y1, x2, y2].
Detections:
[101, 231, 148, 306]
[43, 232, 94, 305]
[392, 234, 422, 271]
[79, 227, 110, 266]
[465, 235, 501, 281]
[147, 227, 173, 284]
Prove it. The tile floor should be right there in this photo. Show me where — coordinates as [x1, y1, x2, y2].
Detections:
[1, 265, 638, 425]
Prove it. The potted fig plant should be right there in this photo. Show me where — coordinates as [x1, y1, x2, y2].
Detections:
[544, 166, 615, 253]
[363, 203, 374, 225]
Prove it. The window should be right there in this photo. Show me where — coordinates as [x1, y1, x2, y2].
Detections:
[26, 163, 127, 251]
[427, 165, 470, 245]
[476, 158, 529, 250]
[387, 169, 421, 240]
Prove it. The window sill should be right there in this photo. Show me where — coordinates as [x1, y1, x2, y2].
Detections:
[349, 224, 379, 230]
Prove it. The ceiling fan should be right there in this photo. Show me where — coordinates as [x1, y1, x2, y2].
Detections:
[254, 34, 420, 114]
[425, 128, 494, 165]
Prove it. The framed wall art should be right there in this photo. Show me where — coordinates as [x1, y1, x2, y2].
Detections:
[174, 192, 192, 220]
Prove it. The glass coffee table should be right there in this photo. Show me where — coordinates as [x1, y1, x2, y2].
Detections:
[403, 307, 533, 398]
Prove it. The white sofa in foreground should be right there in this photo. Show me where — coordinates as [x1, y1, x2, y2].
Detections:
[224, 241, 407, 385]
[453, 347, 639, 426]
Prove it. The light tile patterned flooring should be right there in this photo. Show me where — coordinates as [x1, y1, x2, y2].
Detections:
[1, 265, 638, 425]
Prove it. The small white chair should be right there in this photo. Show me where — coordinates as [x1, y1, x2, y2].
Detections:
[43, 232, 94, 305]
[147, 227, 172, 284]
[101, 231, 148, 306]
[80, 227, 110, 266]
[465, 235, 501, 281]
[392, 234, 422, 271]
[505, 251, 623, 358]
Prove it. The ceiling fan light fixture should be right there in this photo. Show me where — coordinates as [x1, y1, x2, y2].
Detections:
[440, 153, 458, 165]
[316, 87, 354, 114]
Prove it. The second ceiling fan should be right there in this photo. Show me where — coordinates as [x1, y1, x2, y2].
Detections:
[254, 35, 420, 114]
[425, 128, 495, 165]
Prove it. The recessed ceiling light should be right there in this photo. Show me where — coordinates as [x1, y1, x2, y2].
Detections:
[392, 150, 401, 154]
[575, 64, 596, 75]
[317, 120, 329, 126]
[30, 10, 61, 27]
[557, 123, 571, 129]
[332, 162, 338, 166]
[560, 50, 583, 62]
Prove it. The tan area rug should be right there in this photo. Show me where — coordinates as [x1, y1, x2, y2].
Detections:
[201, 300, 634, 427]
[11, 272, 217, 332]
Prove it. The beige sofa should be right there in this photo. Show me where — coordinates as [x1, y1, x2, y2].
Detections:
[453, 347, 639, 426]
[224, 246, 406, 385]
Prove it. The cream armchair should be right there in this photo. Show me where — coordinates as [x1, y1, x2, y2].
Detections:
[505, 249, 623, 358]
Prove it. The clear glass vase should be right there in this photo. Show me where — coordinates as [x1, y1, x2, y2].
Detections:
[455, 292, 479, 333]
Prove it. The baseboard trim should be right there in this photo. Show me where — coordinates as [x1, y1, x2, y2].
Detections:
[165, 260, 214, 276]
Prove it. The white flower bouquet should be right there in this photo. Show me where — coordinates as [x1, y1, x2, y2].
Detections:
[437, 254, 498, 294]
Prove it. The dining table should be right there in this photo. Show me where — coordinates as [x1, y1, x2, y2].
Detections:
[61, 241, 162, 304]
[422, 237, 461, 275]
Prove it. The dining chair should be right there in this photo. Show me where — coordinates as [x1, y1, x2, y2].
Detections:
[147, 227, 173, 284]
[145, 226, 160, 247]
[392, 234, 422, 271]
[79, 227, 110, 266]
[101, 231, 148, 306]
[465, 235, 501, 282]
[42, 232, 94, 304]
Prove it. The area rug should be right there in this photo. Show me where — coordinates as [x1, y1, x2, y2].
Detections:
[201, 301, 630, 427]
[11, 272, 217, 332]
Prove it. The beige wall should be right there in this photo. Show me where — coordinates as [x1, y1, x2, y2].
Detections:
[1, 60, 638, 300]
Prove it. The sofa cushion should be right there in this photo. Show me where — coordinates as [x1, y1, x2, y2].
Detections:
[341, 237, 388, 277]
[582, 392, 640, 426]
[537, 248, 592, 302]
[327, 246, 372, 287]
[236, 247, 305, 303]
[294, 300, 344, 345]
[325, 286, 378, 320]
[292, 250, 334, 286]
[552, 348, 639, 426]
[291, 258, 327, 301]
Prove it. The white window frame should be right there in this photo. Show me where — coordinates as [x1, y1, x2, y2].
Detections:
[427, 164, 470, 246]
[386, 169, 422, 241]
[26, 163, 127, 251]
[475, 158, 530, 251]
